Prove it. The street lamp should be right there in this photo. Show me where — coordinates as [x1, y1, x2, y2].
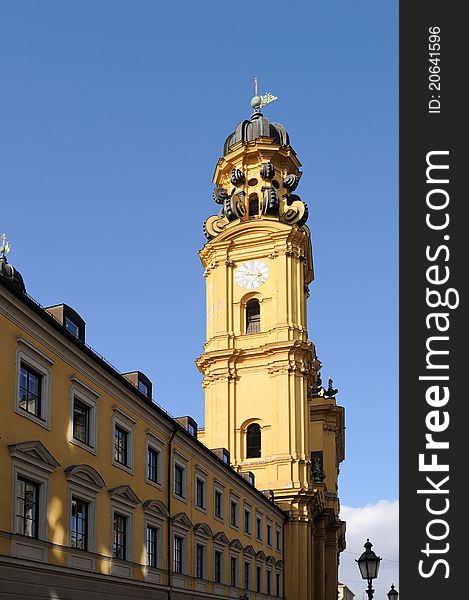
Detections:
[387, 584, 399, 600]
[356, 539, 382, 600]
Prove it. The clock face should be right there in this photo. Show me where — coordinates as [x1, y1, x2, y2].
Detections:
[235, 260, 269, 289]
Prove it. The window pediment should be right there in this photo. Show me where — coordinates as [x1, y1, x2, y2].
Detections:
[194, 522, 213, 538]
[266, 555, 277, 565]
[243, 544, 255, 557]
[143, 499, 169, 518]
[171, 512, 192, 530]
[9, 440, 59, 473]
[64, 464, 106, 492]
[108, 484, 141, 507]
[276, 560, 284, 569]
[213, 531, 229, 546]
[229, 538, 243, 552]
[255, 550, 266, 562]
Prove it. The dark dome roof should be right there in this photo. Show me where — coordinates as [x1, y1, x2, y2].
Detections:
[223, 111, 290, 156]
[0, 256, 26, 293]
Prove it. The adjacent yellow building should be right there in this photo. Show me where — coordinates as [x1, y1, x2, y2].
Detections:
[0, 99, 345, 599]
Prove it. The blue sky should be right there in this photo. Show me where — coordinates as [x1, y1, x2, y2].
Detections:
[1, 0, 397, 529]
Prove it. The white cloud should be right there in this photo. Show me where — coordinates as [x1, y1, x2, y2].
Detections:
[338, 499, 399, 599]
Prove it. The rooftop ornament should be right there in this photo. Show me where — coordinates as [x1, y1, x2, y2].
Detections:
[251, 77, 278, 112]
[1, 233, 11, 258]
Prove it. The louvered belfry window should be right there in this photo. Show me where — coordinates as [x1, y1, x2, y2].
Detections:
[246, 299, 260, 334]
[246, 423, 261, 458]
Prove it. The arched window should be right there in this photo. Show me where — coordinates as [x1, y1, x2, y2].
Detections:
[246, 299, 260, 334]
[246, 424, 261, 458]
[248, 195, 259, 218]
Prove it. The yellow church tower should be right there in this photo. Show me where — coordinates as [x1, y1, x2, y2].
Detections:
[197, 92, 346, 600]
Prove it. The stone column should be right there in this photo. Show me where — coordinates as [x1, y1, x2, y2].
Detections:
[325, 527, 339, 600]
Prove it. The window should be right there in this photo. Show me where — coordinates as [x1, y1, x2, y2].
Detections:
[214, 489, 223, 519]
[187, 422, 196, 437]
[276, 528, 281, 551]
[65, 316, 80, 339]
[222, 449, 230, 464]
[276, 572, 281, 597]
[256, 565, 262, 593]
[196, 543, 204, 579]
[114, 426, 128, 466]
[73, 400, 90, 445]
[256, 515, 262, 540]
[174, 464, 184, 497]
[249, 195, 259, 218]
[19, 364, 42, 418]
[215, 550, 223, 583]
[267, 570, 272, 595]
[147, 447, 160, 483]
[244, 561, 251, 590]
[196, 477, 205, 509]
[15, 338, 53, 428]
[246, 299, 260, 334]
[244, 508, 251, 534]
[246, 423, 261, 458]
[113, 513, 127, 560]
[146, 525, 158, 568]
[230, 556, 237, 587]
[230, 499, 238, 527]
[267, 523, 272, 546]
[16, 477, 39, 538]
[138, 380, 149, 396]
[174, 535, 183, 574]
[70, 497, 88, 550]
[69, 379, 99, 453]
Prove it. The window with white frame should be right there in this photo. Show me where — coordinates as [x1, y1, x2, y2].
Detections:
[69, 378, 99, 453]
[267, 521, 272, 546]
[65, 463, 105, 554]
[173, 454, 188, 499]
[112, 409, 135, 473]
[9, 440, 59, 543]
[230, 555, 237, 587]
[196, 542, 205, 579]
[214, 549, 223, 583]
[143, 499, 167, 570]
[230, 496, 239, 528]
[145, 433, 163, 488]
[108, 484, 141, 564]
[244, 560, 251, 590]
[146, 524, 159, 568]
[256, 514, 263, 541]
[267, 569, 272, 595]
[173, 535, 184, 574]
[195, 471, 207, 511]
[244, 506, 252, 535]
[256, 564, 262, 593]
[15, 338, 53, 428]
[214, 486, 224, 520]
[16, 477, 39, 538]
[276, 527, 282, 551]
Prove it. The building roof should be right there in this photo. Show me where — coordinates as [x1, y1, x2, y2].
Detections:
[223, 110, 290, 156]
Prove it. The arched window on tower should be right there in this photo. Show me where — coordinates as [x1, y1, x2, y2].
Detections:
[246, 299, 260, 334]
[246, 423, 261, 458]
[248, 194, 259, 218]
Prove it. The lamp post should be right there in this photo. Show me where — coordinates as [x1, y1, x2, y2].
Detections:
[387, 584, 399, 600]
[356, 539, 382, 600]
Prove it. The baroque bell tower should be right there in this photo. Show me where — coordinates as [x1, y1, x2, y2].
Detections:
[197, 92, 346, 600]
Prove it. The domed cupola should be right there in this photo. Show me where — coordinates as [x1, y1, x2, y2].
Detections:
[203, 90, 309, 241]
[0, 234, 26, 294]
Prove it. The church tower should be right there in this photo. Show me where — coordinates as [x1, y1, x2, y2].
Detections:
[197, 94, 346, 600]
